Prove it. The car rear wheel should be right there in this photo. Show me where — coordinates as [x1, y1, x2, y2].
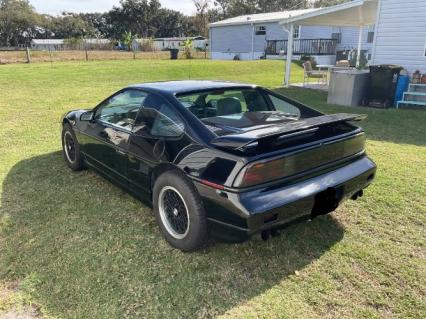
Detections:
[153, 170, 208, 251]
[62, 124, 84, 171]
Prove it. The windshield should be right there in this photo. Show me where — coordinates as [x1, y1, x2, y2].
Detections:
[176, 88, 302, 133]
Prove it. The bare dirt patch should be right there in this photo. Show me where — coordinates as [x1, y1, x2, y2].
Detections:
[0, 283, 41, 319]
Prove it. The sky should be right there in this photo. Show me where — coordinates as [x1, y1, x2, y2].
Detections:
[30, 0, 197, 16]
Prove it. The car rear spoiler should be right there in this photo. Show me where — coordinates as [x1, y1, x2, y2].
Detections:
[210, 113, 367, 150]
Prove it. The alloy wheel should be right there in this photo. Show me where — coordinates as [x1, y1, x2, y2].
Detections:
[158, 186, 190, 239]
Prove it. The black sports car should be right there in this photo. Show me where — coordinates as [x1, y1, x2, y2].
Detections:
[62, 80, 376, 251]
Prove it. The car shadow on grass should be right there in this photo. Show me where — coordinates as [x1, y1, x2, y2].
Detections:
[0, 151, 344, 318]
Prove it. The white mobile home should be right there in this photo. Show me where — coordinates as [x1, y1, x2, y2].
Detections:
[276, 0, 426, 79]
[31, 38, 112, 51]
[371, 0, 426, 74]
[153, 36, 207, 51]
[209, 9, 373, 64]
[31, 39, 65, 51]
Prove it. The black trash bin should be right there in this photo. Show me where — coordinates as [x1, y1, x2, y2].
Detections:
[170, 49, 179, 60]
[364, 64, 403, 108]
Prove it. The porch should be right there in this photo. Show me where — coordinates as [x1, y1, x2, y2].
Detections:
[266, 39, 338, 56]
[278, 0, 378, 86]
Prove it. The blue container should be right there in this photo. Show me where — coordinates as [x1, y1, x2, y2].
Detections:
[394, 75, 410, 107]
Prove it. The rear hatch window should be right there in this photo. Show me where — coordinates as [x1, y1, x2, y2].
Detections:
[176, 88, 306, 135]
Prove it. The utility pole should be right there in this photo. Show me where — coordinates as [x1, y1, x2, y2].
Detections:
[25, 47, 31, 63]
[47, 34, 53, 65]
[82, 29, 88, 61]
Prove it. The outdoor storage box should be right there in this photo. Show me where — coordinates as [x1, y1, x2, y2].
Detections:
[327, 70, 370, 107]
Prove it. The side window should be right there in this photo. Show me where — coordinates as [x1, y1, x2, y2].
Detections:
[367, 25, 375, 43]
[133, 94, 185, 137]
[255, 26, 266, 35]
[332, 32, 342, 44]
[268, 94, 301, 118]
[95, 89, 147, 130]
[293, 26, 301, 39]
[367, 31, 375, 43]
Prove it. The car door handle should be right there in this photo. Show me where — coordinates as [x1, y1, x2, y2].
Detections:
[116, 149, 127, 156]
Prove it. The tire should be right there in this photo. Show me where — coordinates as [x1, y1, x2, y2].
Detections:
[153, 170, 208, 251]
[62, 123, 84, 171]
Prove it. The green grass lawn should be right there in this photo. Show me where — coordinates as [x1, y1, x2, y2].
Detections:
[0, 60, 425, 318]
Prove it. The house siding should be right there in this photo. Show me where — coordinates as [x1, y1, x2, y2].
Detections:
[335, 26, 375, 54]
[210, 19, 375, 61]
[300, 26, 333, 39]
[266, 22, 286, 40]
[210, 24, 253, 54]
[372, 0, 426, 73]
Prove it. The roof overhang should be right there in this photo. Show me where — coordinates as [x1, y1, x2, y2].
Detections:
[279, 0, 378, 27]
[209, 9, 320, 28]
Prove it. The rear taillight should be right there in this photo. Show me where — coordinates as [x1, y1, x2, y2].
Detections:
[235, 134, 366, 187]
[238, 158, 287, 187]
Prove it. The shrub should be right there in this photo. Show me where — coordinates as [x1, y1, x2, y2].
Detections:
[182, 39, 193, 59]
[349, 49, 368, 69]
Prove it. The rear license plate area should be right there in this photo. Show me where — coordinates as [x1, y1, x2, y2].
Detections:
[311, 186, 344, 217]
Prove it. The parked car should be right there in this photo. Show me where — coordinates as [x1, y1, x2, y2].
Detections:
[61, 81, 376, 251]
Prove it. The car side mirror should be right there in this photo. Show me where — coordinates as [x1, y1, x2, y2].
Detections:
[80, 111, 94, 122]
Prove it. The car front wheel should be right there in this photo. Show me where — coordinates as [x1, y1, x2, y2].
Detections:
[153, 170, 208, 251]
[62, 124, 84, 171]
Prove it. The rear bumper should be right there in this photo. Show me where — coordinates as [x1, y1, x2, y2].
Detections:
[195, 156, 376, 242]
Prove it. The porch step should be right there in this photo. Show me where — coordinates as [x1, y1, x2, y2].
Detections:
[403, 92, 426, 102]
[409, 83, 426, 93]
[397, 100, 426, 109]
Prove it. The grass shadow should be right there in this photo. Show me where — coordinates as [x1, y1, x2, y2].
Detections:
[0, 151, 344, 318]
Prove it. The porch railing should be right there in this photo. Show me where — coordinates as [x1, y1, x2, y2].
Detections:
[266, 39, 338, 56]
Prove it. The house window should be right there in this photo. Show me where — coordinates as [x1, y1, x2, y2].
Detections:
[293, 26, 301, 39]
[367, 31, 375, 43]
[255, 26, 266, 35]
[367, 25, 375, 43]
[332, 32, 342, 44]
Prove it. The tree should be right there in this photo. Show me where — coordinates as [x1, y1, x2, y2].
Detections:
[107, 0, 162, 39]
[151, 8, 186, 38]
[313, 0, 350, 8]
[122, 30, 136, 51]
[76, 13, 110, 38]
[182, 38, 193, 59]
[193, 0, 210, 37]
[49, 13, 95, 39]
[0, 0, 229, 47]
[0, 0, 42, 46]
[212, 0, 310, 18]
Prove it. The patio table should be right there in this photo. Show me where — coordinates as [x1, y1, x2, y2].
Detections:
[317, 64, 337, 84]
